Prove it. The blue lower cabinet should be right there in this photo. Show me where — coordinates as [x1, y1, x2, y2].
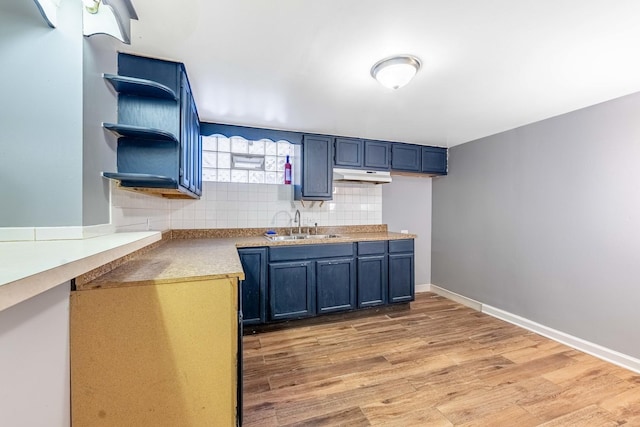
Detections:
[256, 240, 414, 323]
[238, 248, 267, 325]
[357, 255, 388, 308]
[269, 261, 315, 320]
[316, 258, 356, 314]
[388, 252, 415, 303]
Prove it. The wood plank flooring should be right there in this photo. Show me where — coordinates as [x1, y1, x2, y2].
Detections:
[243, 292, 640, 426]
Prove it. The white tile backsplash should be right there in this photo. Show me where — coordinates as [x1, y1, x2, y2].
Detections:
[111, 181, 382, 231]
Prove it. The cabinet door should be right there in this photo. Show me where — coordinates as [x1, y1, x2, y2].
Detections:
[269, 261, 315, 320]
[238, 248, 267, 325]
[316, 258, 356, 314]
[301, 135, 333, 199]
[334, 137, 363, 168]
[388, 253, 415, 303]
[179, 71, 193, 191]
[421, 146, 447, 175]
[391, 143, 421, 172]
[357, 255, 388, 308]
[193, 116, 202, 196]
[364, 141, 391, 170]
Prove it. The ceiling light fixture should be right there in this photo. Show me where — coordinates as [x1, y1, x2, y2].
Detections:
[370, 55, 421, 90]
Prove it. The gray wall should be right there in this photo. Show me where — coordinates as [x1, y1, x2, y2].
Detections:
[432, 91, 640, 358]
[0, 0, 117, 228]
[382, 174, 432, 285]
[0, 0, 83, 227]
[82, 35, 118, 226]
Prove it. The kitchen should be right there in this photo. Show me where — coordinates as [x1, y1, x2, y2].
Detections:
[2, 0, 640, 426]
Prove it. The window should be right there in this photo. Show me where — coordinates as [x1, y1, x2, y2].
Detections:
[202, 135, 293, 184]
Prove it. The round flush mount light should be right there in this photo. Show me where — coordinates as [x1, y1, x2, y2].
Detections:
[370, 55, 421, 90]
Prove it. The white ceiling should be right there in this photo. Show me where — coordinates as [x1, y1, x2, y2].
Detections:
[123, 0, 640, 147]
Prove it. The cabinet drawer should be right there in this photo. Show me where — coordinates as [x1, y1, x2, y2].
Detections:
[269, 243, 354, 262]
[388, 239, 414, 253]
[357, 241, 386, 256]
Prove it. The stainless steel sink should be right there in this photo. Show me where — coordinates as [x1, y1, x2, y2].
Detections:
[264, 234, 342, 241]
[264, 235, 307, 241]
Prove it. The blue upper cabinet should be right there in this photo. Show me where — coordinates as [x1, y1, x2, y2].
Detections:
[335, 137, 392, 170]
[334, 137, 363, 168]
[102, 53, 202, 199]
[364, 141, 391, 170]
[294, 135, 333, 201]
[421, 146, 447, 175]
[391, 143, 421, 172]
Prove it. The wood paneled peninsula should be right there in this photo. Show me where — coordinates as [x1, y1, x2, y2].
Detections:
[70, 225, 416, 427]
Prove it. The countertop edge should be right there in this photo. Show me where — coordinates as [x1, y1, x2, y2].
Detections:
[0, 232, 162, 312]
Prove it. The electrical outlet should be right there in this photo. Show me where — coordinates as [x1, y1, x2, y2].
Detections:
[401, 229, 409, 234]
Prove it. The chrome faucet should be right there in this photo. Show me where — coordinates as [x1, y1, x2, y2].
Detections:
[293, 209, 301, 235]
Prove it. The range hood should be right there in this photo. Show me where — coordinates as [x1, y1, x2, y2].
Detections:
[333, 168, 392, 184]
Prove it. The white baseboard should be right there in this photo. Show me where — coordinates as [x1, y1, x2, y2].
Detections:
[430, 284, 640, 374]
[415, 283, 431, 293]
[429, 284, 483, 311]
[482, 304, 640, 374]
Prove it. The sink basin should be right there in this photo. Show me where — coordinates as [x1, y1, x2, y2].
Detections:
[264, 234, 342, 241]
[264, 235, 307, 241]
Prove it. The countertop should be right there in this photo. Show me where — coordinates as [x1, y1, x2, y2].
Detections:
[79, 231, 416, 291]
[0, 231, 162, 312]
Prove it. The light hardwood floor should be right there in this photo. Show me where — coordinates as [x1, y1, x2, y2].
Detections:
[243, 292, 640, 426]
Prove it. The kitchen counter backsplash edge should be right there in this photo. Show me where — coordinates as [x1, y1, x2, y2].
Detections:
[170, 224, 388, 239]
[75, 224, 415, 288]
[74, 230, 172, 287]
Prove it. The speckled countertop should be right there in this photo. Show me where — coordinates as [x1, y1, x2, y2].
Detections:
[78, 227, 416, 291]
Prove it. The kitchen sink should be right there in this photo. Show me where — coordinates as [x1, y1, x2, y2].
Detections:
[264, 234, 342, 241]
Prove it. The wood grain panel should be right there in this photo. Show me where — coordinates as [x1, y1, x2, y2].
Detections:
[244, 292, 640, 426]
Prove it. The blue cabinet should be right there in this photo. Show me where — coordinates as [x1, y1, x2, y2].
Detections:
[421, 146, 447, 175]
[247, 239, 413, 324]
[102, 53, 202, 199]
[364, 141, 391, 170]
[238, 248, 267, 325]
[334, 137, 364, 168]
[357, 241, 388, 308]
[268, 243, 354, 319]
[294, 135, 333, 201]
[388, 239, 415, 303]
[317, 258, 356, 314]
[269, 261, 315, 320]
[391, 143, 421, 172]
[334, 139, 391, 170]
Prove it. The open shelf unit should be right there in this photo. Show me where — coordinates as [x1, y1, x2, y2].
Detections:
[103, 74, 177, 100]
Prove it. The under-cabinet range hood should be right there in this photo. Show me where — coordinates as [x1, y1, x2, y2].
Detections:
[333, 168, 392, 184]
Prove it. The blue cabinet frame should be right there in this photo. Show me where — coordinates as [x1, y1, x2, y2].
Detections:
[268, 261, 316, 320]
[364, 141, 391, 170]
[388, 239, 415, 303]
[391, 143, 421, 172]
[334, 137, 364, 168]
[421, 146, 447, 175]
[238, 248, 267, 325]
[357, 241, 388, 308]
[294, 135, 333, 201]
[102, 53, 202, 199]
[316, 258, 356, 313]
